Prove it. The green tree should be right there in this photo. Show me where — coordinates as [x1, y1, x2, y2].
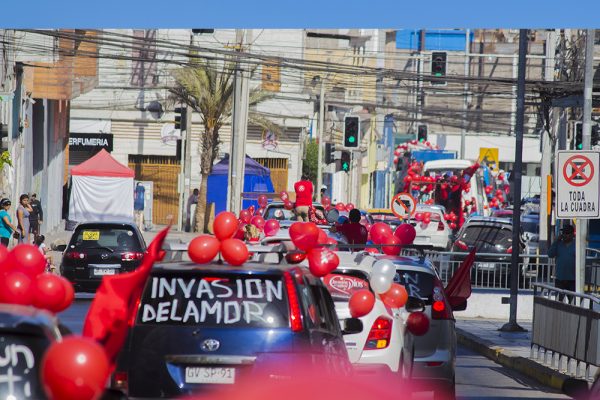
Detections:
[304, 139, 318, 187]
[169, 60, 276, 232]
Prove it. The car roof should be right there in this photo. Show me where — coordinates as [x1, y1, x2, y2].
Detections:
[334, 252, 436, 275]
[0, 304, 59, 332]
[151, 261, 306, 276]
[75, 221, 139, 230]
[424, 159, 472, 170]
[415, 204, 446, 212]
[464, 216, 513, 226]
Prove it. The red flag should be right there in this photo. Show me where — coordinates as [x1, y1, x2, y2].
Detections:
[444, 248, 476, 307]
[82, 226, 169, 367]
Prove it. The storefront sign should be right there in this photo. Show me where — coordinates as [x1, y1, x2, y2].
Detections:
[69, 133, 113, 152]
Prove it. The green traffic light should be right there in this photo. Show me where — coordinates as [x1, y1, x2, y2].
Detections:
[348, 136, 355, 143]
[577, 144, 583, 150]
[342, 162, 349, 171]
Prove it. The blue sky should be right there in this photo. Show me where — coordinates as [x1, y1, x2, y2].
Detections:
[2, 0, 600, 28]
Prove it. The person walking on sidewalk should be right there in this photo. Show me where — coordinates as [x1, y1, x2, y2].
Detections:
[548, 224, 576, 298]
[294, 174, 313, 222]
[0, 199, 17, 247]
[16, 194, 32, 244]
[134, 182, 145, 231]
[29, 193, 44, 242]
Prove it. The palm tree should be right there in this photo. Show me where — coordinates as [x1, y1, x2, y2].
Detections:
[169, 59, 276, 232]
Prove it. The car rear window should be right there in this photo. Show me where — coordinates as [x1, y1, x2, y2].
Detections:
[323, 270, 370, 301]
[264, 205, 325, 221]
[393, 269, 434, 304]
[71, 226, 142, 252]
[461, 225, 512, 247]
[138, 275, 289, 328]
[0, 333, 50, 398]
[371, 214, 400, 223]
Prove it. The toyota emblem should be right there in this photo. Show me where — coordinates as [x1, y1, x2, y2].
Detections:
[201, 338, 220, 352]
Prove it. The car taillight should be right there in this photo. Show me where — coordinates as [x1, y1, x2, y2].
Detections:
[113, 371, 128, 392]
[364, 316, 392, 350]
[122, 252, 144, 261]
[432, 280, 453, 320]
[437, 221, 445, 231]
[283, 272, 303, 332]
[507, 246, 513, 254]
[455, 240, 469, 251]
[65, 251, 86, 260]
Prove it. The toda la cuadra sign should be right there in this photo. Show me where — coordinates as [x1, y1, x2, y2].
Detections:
[556, 150, 600, 219]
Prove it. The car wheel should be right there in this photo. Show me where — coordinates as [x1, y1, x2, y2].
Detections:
[434, 377, 456, 400]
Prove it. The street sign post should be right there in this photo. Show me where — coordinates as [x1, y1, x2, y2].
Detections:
[556, 150, 600, 219]
[390, 192, 417, 220]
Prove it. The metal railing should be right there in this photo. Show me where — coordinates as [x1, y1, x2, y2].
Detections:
[531, 283, 600, 380]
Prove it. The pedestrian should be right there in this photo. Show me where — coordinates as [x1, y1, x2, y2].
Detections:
[29, 193, 44, 242]
[186, 188, 199, 232]
[34, 234, 55, 273]
[0, 198, 17, 247]
[134, 182, 145, 231]
[548, 224, 576, 302]
[16, 194, 33, 244]
[294, 174, 313, 222]
[332, 209, 368, 248]
[320, 185, 327, 199]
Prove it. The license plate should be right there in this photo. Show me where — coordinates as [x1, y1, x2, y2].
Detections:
[92, 268, 116, 276]
[477, 262, 495, 270]
[82, 231, 100, 240]
[185, 367, 235, 384]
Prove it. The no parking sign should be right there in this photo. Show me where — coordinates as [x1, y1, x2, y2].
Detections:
[390, 192, 417, 220]
[556, 150, 600, 219]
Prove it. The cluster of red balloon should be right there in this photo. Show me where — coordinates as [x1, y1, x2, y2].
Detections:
[287, 222, 339, 277]
[443, 212, 459, 230]
[188, 212, 250, 266]
[414, 211, 432, 225]
[0, 244, 74, 313]
[392, 140, 439, 165]
[237, 208, 267, 241]
[368, 223, 416, 256]
[279, 191, 294, 210]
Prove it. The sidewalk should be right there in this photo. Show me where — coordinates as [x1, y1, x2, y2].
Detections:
[456, 317, 595, 391]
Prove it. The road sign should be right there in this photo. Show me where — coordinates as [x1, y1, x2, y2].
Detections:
[391, 192, 417, 219]
[556, 150, 600, 219]
[479, 147, 499, 171]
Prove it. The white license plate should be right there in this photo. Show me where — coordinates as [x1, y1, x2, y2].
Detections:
[185, 367, 235, 384]
[92, 268, 117, 276]
[477, 262, 496, 270]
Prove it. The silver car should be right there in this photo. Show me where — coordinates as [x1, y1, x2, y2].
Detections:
[382, 255, 459, 400]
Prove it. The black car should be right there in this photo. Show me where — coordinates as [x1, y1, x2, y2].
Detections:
[112, 262, 361, 398]
[60, 222, 147, 292]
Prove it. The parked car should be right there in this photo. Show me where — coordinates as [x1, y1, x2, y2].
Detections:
[59, 222, 147, 292]
[322, 252, 424, 378]
[408, 205, 452, 250]
[385, 255, 460, 400]
[113, 262, 359, 398]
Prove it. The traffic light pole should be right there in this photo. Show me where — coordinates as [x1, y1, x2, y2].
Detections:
[316, 78, 325, 202]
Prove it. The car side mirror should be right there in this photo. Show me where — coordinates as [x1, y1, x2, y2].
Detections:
[326, 209, 339, 224]
[449, 297, 467, 311]
[405, 296, 426, 313]
[54, 244, 67, 252]
[342, 317, 363, 335]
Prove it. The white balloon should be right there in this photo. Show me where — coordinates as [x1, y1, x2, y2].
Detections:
[372, 259, 396, 280]
[371, 273, 393, 294]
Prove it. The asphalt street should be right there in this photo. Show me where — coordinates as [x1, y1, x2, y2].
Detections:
[60, 297, 569, 400]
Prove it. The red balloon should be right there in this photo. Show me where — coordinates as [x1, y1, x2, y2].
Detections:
[443, 213, 450, 220]
[8, 244, 46, 278]
[33, 273, 67, 313]
[283, 200, 294, 210]
[0, 244, 8, 272]
[321, 196, 331, 208]
[234, 223, 247, 240]
[289, 222, 320, 251]
[213, 212, 238, 241]
[251, 215, 266, 230]
[285, 252, 306, 264]
[394, 224, 416, 245]
[414, 212, 423, 222]
[307, 248, 339, 277]
[220, 238, 249, 266]
[239, 210, 252, 224]
[257, 207, 265, 216]
[365, 247, 380, 254]
[317, 229, 329, 245]
[335, 203, 346, 211]
[188, 235, 220, 264]
[258, 194, 268, 208]
[280, 191, 289, 201]
[449, 222, 457, 230]
[57, 276, 75, 312]
[345, 203, 355, 212]
[0, 271, 33, 305]
[381, 234, 401, 256]
[349, 289, 375, 318]
[264, 219, 280, 237]
[422, 217, 431, 225]
[406, 312, 430, 336]
[364, 223, 372, 232]
[423, 212, 431, 219]
[41, 336, 110, 400]
[370, 222, 393, 244]
[380, 283, 408, 309]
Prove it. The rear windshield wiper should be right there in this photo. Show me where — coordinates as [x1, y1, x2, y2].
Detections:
[84, 246, 115, 253]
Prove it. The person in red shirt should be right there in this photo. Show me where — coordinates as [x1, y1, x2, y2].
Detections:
[334, 209, 368, 248]
[294, 174, 314, 221]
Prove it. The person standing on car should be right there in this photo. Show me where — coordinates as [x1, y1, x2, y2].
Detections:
[29, 193, 44, 242]
[16, 194, 32, 244]
[294, 174, 313, 222]
[548, 224, 576, 297]
[0, 199, 17, 247]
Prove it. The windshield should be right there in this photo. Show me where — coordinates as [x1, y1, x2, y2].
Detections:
[461, 225, 512, 247]
[71, 226, 142, 252]
[0, 333, 50, 399]
[138, 274, 289, 328]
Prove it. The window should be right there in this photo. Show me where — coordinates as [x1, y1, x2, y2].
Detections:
[131, 30, 159, 87]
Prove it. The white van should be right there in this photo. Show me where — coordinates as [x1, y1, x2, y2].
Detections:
[423, 159, 490, 217]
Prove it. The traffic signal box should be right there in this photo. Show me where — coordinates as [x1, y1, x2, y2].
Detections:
[344, 116, 360, 148]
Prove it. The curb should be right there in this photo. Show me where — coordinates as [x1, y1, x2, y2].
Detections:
[456, 327, 576, 391]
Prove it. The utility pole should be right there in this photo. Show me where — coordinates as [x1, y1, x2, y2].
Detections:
[228, 29, 250, 216]
[316, 78, 325, 202]
[576, 29, 595, 294]
[177, 108, 188, 231]
[501, 29, 528, 333]
[460, 29, 470, 159]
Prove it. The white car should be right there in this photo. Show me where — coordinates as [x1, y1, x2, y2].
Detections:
[409, 204, 452, 250]
[321, 252, 423, 377]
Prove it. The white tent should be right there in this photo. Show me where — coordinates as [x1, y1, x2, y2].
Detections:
[68, 149, 135, 223]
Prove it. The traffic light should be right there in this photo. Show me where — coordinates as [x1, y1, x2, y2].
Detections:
[344, 116, 360, 148]
[340, 151, 351, 172]
[325, 143, 336, 164]
[417, 125, 428, 142]
[575, 122, 583, 150]
[431, 52, 447, 85]
[174, 107, 187, 131]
